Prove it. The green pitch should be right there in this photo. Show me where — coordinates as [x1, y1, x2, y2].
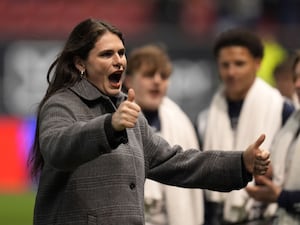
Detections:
[0, 192, 35, 225]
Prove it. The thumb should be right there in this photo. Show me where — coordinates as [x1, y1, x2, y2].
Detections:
[254, 134, 265, 149]
[127, 88, 135, 102]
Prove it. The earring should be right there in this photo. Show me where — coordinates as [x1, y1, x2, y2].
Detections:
[80, 70, 85, 79]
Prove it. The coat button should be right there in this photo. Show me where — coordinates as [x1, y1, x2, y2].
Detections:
[129, 183, 136, 190]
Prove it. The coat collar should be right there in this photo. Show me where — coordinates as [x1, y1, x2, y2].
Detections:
[69, 78, 126, 102]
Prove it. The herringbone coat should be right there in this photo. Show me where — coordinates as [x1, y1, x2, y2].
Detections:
[33, 79, 250, 225]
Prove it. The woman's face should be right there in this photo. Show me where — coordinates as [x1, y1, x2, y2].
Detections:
[78, 32, 126, 96]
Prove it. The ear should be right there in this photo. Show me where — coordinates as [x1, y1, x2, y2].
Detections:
[74, 56, 85, 72]
[254, 58, 262, 71]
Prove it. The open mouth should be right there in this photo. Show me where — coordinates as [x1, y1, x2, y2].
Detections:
[149, 89, 161, 98]
[108, 71, 123, 88]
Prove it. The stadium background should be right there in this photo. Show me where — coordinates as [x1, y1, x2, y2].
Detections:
[0, 0, 299, 224]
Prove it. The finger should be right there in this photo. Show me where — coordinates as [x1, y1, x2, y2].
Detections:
[245, 186, 260, 197]
[254, 134, 266, 149]
[255, 175, 273, 187]
[127, 88, 135, 102]
[255, 159, 268, 169]
[261, 150, 270, 159]
[254, 165, 269, 175]
[127, 102, 141, 112]
[255, 158, 270, 166]
[126, 112, 139, 122]
[256, 150, 270, 160]
[254, 166, 268, 175]
[258, 168, 268, 175]
[246, 185, 259, 192]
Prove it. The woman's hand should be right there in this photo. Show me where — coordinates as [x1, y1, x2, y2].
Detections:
[243, 134, 270, 175]
[112, 88, 141, 131]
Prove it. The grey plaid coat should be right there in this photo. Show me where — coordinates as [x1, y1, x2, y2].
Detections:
[33, 79, 250, 225]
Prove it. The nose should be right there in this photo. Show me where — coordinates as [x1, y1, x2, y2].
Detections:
[113, 54, 123, 69]
[153, 72, 163, 83]
[114, 62, 122, 70]
[226, 64, 237, 76]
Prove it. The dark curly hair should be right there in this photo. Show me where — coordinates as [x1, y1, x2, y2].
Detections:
[213, 28, 264, 59]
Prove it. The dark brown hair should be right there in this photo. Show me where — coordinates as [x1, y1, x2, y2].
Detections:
[28, 18, 124, 178]
[213, 28, 264, 59]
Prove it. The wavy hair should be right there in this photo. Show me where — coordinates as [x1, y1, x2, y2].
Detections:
[28, 18, 124, 179]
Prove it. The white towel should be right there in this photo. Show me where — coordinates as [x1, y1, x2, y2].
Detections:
[269, 110, 300, 224]
[144, 97, 204, 225]
[271, 110, 300, 189]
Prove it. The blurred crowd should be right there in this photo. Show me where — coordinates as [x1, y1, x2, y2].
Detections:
[0, 1, 300, 225]
[0, 0, 300, 42]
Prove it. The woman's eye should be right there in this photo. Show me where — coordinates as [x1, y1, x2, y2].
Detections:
[118, 49, 125, 56]
[101, 51, 113, 57]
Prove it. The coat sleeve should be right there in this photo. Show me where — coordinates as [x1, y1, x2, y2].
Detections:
[39, 94, 113, 171]
[142, 117, 250, 191]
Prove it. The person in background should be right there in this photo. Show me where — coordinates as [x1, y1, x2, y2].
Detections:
[246, 50, 300, 225]
[196, 28, 294, 225]
[28, 18, 271, 225]
[273, 57, 299, 108]
[124, 44, 204, 225]
[255, 31, 287, 87]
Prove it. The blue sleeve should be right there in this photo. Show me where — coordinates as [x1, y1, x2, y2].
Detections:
[278, 190, 300, 214]
[282, 101, 295, 126]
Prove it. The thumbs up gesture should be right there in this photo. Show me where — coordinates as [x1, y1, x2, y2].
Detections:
[243, 134, 270, 175]
[112, 88, 141, 131]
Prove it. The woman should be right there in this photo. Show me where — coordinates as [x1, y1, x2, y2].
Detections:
[29, 18, 270, 225]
